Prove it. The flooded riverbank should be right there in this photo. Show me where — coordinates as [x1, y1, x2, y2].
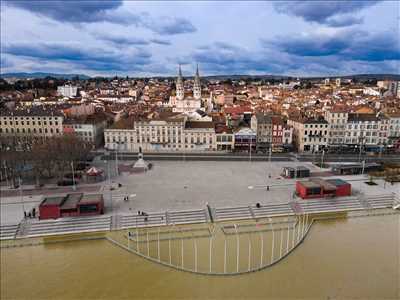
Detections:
[1, 213, 399, 299]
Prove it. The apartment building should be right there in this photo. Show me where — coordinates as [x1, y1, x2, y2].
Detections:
[63, 115, 107, 148]
[345, 113, 389, 146]
[271, 116, 293, 151]
[251, 113, 272, 152]
[387, 113, 400, 140]
[324, 108, 348, 145]
[215, 126, 234, 151]
[0, 107, 64, 139]
[288, 117, 329, 152]
[57, 85, 78, 98]
[234, 127, 256, 152]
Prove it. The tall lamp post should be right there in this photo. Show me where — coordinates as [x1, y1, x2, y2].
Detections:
[19, 177, 25, 217]
[71, 161, 76, 191]
[104, 150, 112, 211]
[358, 133, 364, 163]
[115, 143, 119, 177]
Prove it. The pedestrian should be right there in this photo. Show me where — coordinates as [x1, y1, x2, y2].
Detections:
[24, 211, 27, 218]
[267, 185, 270, 191]
[138, 210, 141, 215]
[28, 212, 31, 218]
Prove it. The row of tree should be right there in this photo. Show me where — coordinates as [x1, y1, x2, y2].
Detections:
[1, 135, 92, 187]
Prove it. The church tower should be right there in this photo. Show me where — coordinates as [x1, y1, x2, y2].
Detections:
[176, 64, 184, 101]
[193, 64, 201, 100]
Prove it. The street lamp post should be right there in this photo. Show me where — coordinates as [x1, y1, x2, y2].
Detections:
[3, 161, 10, 188]
[104, 150, 112, 211]
[115, 143, 119, 177]
[71, 161, 76, 191]
[19, 177, 25, 217]
[358, 133, 364, 163]
[321, 149, 325, 168]
[249, 138, 252, 162]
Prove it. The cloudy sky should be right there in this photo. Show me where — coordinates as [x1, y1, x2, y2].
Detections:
[1, 0, 399, 77]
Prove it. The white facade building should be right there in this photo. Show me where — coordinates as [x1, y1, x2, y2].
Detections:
[324, 109, 348, 145]
[386, 113, 400, 145]
[287, 118, 330, 152]
[57, 85, 78, 98]
[104, 113, 216, 152]
[0, 108, 64, 139]
[345, 113, 389, 146]
[63, 117, 107, 148]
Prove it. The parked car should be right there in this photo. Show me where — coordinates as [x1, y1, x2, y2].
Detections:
[64, 173, 82, 179]
[75, 163, 90, 171]
[57, 180, 77, 186]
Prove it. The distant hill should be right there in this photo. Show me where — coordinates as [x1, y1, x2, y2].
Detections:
[301, 74, 400, 81]
[1, 72, 398, 81]
[0, 72, 91, 80]
[202, 74, 400, 81]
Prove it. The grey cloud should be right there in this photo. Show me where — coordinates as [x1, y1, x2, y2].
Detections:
[273, 1, 380, 27]
[6, 0, 196, 35]
[264, 29, 400, 61]
[3, 42, 152, 72]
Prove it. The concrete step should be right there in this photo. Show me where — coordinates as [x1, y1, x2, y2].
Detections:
[28, 223, 110, 234]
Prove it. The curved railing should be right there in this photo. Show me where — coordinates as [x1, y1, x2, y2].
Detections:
[107, 213, 314, 276]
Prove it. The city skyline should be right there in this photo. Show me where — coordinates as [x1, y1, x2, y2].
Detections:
[1, 1, 399, 77]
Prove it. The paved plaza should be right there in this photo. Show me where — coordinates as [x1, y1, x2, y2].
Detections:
[103, 160, 398, 213]
[1, 161, 399, 227]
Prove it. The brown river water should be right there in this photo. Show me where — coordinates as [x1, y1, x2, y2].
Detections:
[1, 213, 399, 300]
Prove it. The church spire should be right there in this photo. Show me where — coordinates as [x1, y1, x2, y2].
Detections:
[194, 63, 200, 85]
[178, 64, 183, 79]
[193, 63, 201, 100]
[176, 64, 184, 101]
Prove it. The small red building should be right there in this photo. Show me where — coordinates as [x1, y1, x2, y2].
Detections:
[39, 196, 65, 219]
[39, 193, 104, 220]
[325, 179, 352, 197]
[296, 178, 351, 199]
